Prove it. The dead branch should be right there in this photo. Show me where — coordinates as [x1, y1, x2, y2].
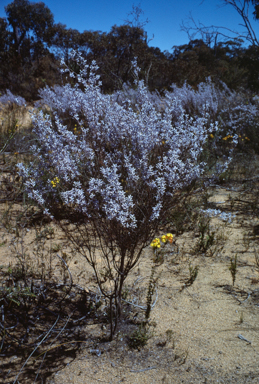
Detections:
[181, 1, 259, 47]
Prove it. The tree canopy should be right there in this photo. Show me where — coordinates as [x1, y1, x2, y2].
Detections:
[1, 0, 259, 100]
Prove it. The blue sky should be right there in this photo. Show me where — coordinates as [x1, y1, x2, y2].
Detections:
[1, 0, 259, 52]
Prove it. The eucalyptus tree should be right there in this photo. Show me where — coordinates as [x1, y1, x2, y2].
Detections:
[5, 0, 54, 59]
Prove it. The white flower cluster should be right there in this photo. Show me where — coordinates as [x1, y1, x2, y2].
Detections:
[0, 89, 26, 108]
[200, 208, 236, 223]
[18, 51, 242, 231]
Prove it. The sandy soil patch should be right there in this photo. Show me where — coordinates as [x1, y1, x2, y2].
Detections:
[1, 186, 259, 383]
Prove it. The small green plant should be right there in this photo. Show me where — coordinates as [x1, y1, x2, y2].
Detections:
[188, 263, 199, 284]
[195, 215, 215, 254]
[0, 285, 36, 307]
[180, 263, 199, 291]
[51, 243, 61, 253]
[165, 329, 174, 347]
[229, 254, 238, 286]
[165, 329, 173, 341]
[127, 322, 155, 350]
[127, 324, 149, 349]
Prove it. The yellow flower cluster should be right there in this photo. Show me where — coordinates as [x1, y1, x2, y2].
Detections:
[165, 233, 173, 243]
[150, 233, 173, 248]
[150, 238, 161, 248]
[223, 134, 250, 141]
[209, 133, 214, 139]
[238, 134, 250, 141]
[73, 124, 81, 135]
[222, 135, 233, 141]
[51, 177, 60, 188]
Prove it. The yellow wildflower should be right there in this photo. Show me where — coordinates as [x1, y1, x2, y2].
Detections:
[223, 135, 233, 141]
[166, 233, 173, 243]
[161, 235, 166, 243]
[150, 238, 161, 248]
[51, 177, 60, 188]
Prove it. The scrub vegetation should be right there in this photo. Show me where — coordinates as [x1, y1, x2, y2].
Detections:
[1, 0, 259, 383]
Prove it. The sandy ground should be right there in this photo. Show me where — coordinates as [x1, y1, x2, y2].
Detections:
[1, 185, 259, 384]
[0, 103, 33, 130]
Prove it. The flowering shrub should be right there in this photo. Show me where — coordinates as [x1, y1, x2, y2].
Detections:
[169, 78, 259, 161]
[0, 90, 26, 108]
[168, 78, 258, 130]
[18, 52, 224, 338]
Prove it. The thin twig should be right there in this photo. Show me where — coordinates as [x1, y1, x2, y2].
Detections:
[122, 288, 158, 311]
[13, 314, 60, 384]
[122, 298, 146, 310]
[238, 334, 251, 344]
[73, 316, 87, 324]
[34, 314, 72, 383]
